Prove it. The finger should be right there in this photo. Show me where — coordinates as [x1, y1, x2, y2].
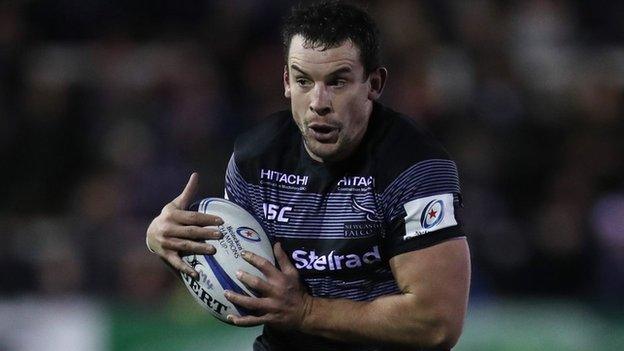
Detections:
[227, 314, 269, 327]
[170, 209, 224, 226]
[171, 172, 198, 209]
[165, 251, 198, 278]
[162, 237, 216, 255]
[224, 290, 264, 311]
[242, 250, 278, 279]
[236, 270, 272, 294]
[273, 242, 296, 275]
[167, 225, 222, 241]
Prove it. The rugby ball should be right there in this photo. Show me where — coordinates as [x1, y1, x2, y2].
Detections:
[180, 197, 274, 324]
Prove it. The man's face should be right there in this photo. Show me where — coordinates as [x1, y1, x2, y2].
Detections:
[284, 35, 381, 163]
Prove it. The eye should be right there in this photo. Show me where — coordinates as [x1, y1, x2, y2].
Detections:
[330, 79, 347, 88]
[296, 78, 312, 87]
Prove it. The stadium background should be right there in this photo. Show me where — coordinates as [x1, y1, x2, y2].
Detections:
[1, 0, 623, 350]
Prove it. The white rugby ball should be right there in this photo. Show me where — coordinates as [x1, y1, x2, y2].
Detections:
[180, 197, 274, 324]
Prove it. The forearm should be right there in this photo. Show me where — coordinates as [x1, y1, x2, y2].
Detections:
[227, 240, 470, 348]
[300, 239, 470, 350]
[301, 292, 461, 350]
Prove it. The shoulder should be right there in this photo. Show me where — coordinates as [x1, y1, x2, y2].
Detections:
[231, 110, 299, 177]
[369, 103, 455, 190]
[233, 110, 298, 163]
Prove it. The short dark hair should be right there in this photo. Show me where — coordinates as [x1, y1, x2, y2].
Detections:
[281, 1, 381, 75]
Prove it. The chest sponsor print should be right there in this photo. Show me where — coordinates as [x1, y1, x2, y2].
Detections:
[292, 245, 381, 271]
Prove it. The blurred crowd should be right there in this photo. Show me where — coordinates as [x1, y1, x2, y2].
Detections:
[1, 0, 622, 308]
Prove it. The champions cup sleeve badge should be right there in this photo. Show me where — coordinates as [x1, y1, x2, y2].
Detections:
[420, 199, 444, 229]
[403, 193, 457, 239]
[236, 227, 262, 242]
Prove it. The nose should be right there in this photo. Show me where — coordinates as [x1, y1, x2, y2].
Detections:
[309, 83, 332, 116]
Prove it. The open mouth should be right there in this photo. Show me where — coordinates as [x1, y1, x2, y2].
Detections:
[308, 123, 339, 143]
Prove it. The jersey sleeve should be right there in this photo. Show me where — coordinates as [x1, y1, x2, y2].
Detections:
[379, 159, 465, 258]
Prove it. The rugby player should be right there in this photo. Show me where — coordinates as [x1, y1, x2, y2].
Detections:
[146, 2, 470, 350]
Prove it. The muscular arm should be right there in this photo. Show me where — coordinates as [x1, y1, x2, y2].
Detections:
[228, 238, 471, 350]
[301, 238, 470, 349]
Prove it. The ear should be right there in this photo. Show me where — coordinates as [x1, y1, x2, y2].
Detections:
[367, 67, 387, 100]
[283, 65, 291, 98]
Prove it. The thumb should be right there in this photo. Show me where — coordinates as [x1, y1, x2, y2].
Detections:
[171, 172, 199, 210]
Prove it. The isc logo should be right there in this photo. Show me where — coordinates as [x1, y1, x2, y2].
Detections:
[263, 203, 292, 223]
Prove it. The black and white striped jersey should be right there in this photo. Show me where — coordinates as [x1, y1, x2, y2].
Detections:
[224, 101, 464, 351]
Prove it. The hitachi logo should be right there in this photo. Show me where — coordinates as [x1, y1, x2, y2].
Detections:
[292, 245, 381, 271]
[337, 176, 374, 187]
[260, 169, 309, 186]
